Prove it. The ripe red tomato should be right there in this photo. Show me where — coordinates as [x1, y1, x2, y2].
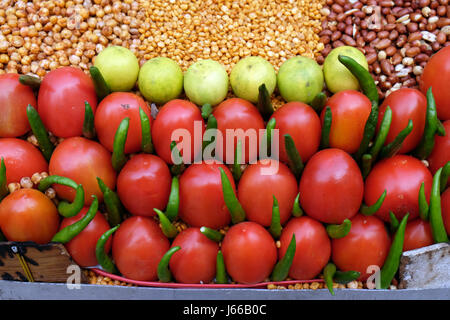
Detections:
[442, 188, 450, 235]
[403, 219, 433, 251]
[0, 188, 59, 244]
[179, 162, 234, 229]
[238, 160, 298, 227]
[364, 155, 433, 222]
[0, 138, 48, 184]
[279, 216, 331, 280]
[428, 120, 450, 181]
[320, 90, 371, 154]
[59, 206, 111, 267]
[299, 148, 364, 224]
[49, 137, 116, 205]
[377, 88, 426, 154]
[112, 216, 170, 281]
[331, 214, 391, 281]
[95, 92, 152, 154]
[221, 221, 277, 284]
[117, 154, 172, 217]
[269, 102, 321, 164]
[152, 99, 204, 164]
[37, 66, 97, 138]
[420, 46, 450, 120]
[0, 74, 36, 137]
[169, 228, 219, 284]
[213, 98, 265, 164]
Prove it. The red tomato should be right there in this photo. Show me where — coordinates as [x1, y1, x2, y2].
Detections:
[49, 137, 116, 205]
[112, 216, 170, 281]
[238, 160, 298, 227]
[364, 155, 433, 222]
[0, 189, 59, 244]
[213, 98, 265, 164]
[60, 206, 111, 267]
[152, 99, 204, 164]
[428, 120, 450, 181]
[0, 74, 36, 137]
[420, 46, 450, 120]
[0, 138, 48, 184]
[95, 92, 152, 154]
[279, 216, 331, 280]
[37, 66, 97, 138]
[269, 102, 321, 164]
[299, 148, 364, 224]
[442, 188, 450, 235]
[320, 90, 371, 154]
[403, 219, 433, 251]
[331, 214, 391, 280]
[169, 228, 219, 284]
[117, 154, 172, 217]
[377, 88, 426, 154]
[221, 221, 277, 284]
[179, 162, 234, 229]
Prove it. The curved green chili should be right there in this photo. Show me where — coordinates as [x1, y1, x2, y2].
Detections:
[219, 167, 245, 224]
[379, 119, 413, 159]
[19, 74, 41, 90]
[97, 177, 124, 227]
[369, 106, 392, 161]
[154, 208, 178, 239]
[201, 103, 213, 120]
[361, 154, 373, 180]
[418, 182, 429, 221]
[171, 141, 185, 176]
[0, 158, 9, 201]
[158, 246, 181, 283]
[26, 104, 55, 162]
[264, 118, 276, 158]
[271, 233, 296, 282]
[200, 226, 224, 242]
[257, 83, 274, 121]
[232, 139, 243, 181]
[292, 192, 303, 217]
[440, 161, 450, 193]
[165, 176, 180, 222]
[111, 117, 129, 172]
[320, 106, 332, 149]
[334, 270, 361, 284]
[436, 120, 446, 137]
[429, 168, 449, 243]
[326, 219, 351, 239]
[140, 107, 153, 154]
[52, 196, 99, 244]
[354, 101, 379, 162]
[380, 213, 409, 289]
[215, 250, 228, 284]
[95, 225, 119, 274]
[89, 66, 111, 100]
[202, 114, 218, 154]
[284, 134, 304, 179]
[269, 195, 282, 239]
[310, 92, 327, 113]
[389, 211, 400, 234]
[360, 190, 387, 216]
[82, 101, 96, 139]
[323, 262, 337, 296]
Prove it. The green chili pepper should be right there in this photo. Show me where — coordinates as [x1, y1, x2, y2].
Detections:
[320, 106, 332, 149]
[158, 246, 181, 283]
[369, 106, 392, 161]
[440, 161, 450, 193]
[0, 158, 9, 201]
[19, 74, 41, 90]
[257, 83, 274, 121]
[140, 107, 154, 154]
[389, 211, 400, 234]
[292, 192, 303, 217]
[202, 114, 218, 154]
[429, 168, 449, 243]
[97, 177, 124, 227]
[323, 262, 337, 296]
[215, 250, 228, 284]
[111, 117, 129, 172]
[26, 104, 55, 162]
[263, 118, 276, 158]
[165, 176, 180, 222]
[361, 154, 373, 180]
[284, 134, 304, 179]
[360, 190, 387, 216]
[271, 234, 296, 282]
[89, 66, 111, 100]
[380, 213, 409, 289]
[52, 196, 99, 244]
[333, 270, 361, 284]
[201, 103, 213, 120]
[326, 219, 351, 239]
[418, 182, 429, 221]
[200, 226, 224, 242]
[354, 101, 380, 162]
[82, 101, 96, 139]
[219, 167, 246, 224]
[154, 208, 178, 239]
[269, 195, 282, 239]
[310, 92, 327, 113]
[436, 120, 446, 137]
[379, 119, 413, 159]
[232, 139, 243, 181]
[95, 225, 119, 274]
[171, 141, 185, 176]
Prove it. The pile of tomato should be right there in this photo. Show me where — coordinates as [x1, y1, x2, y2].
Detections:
[0, 46, 448, 292]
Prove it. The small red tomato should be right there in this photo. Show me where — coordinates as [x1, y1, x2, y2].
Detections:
[95, 92, 152, 154]
[222, 221, 277, 284]
[238, 160, 298, 227]
[112, 216, 170, 281]
[299, 148, 364, 224]
[169, 228, 219, 284]
[0, 189, 59, 244]
[442, 188, 450, 235]
[117, 154, 172, 217]
[179, 162, 234, 229]
[428, 120, 450, 183]
[331, 214, 391, 281]
[320, 90, 372, 154]
[364, 155, 433, 222]
[60, 207, 112, 267]
[279, 217, 331, 280]
[0, 74, 36, 137]
[38, 66, 97, 138]
[403, 219, 434, 251]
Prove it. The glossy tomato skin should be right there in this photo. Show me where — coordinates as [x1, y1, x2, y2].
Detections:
[238, 160, 298, 227]
[112, 216, 170, 281]
[320, 90, 371, 154]
[331, 214, 391, 280]
[49, 137, 116, 205]
[95, 92, 152, 154]
[420, 46, 450, 120]
[364, 155, 433, 222]
[428, 120, 450, 181]
[442, 188, 450, 235]
[179, 162, 234, 229]
[299, 148, 364, 224]
[213, 98, 265, 164]
[0, 138, 48, 184]
[0, 189, 59, 244]
[60, 207, 111, 267]
[169, 228, 219, 284]
[0, 74, 36, 137]
[279, 217, 331, 280]
[222, 221, 277, 284]
[152, 99, 204, 164]
[38, 66, 97, 138]
[378, 88, 426, 154]
[403, 219, 433, 251]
